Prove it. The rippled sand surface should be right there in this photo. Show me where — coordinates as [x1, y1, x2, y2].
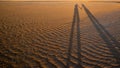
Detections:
[0, 1, 120, 68]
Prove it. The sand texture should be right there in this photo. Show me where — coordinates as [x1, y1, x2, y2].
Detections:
[0, 1, 120, 68]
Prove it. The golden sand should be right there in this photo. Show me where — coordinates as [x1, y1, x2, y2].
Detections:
[0, 1, 120, 68]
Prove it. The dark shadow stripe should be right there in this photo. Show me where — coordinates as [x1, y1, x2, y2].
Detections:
[67, 4, 83, 68]
[82, 4, 120, 66]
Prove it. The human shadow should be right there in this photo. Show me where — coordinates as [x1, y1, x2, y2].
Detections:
[66, 4, 83, 68]
[82, 4, 120, 66]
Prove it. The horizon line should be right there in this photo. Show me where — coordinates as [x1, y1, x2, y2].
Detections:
[0, 1, 120, 3]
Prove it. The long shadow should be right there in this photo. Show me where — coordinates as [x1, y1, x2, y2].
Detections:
[82, 4, 120, 66]
[67, 4, 83, 68]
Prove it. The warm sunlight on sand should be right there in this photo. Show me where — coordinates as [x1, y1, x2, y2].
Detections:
[0, 1, 120, 68]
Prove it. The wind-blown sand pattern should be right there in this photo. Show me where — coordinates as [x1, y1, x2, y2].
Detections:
[0, 1, 120, 68]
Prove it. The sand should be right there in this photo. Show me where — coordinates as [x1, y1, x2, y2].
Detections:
[0, 1, 120, 68]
